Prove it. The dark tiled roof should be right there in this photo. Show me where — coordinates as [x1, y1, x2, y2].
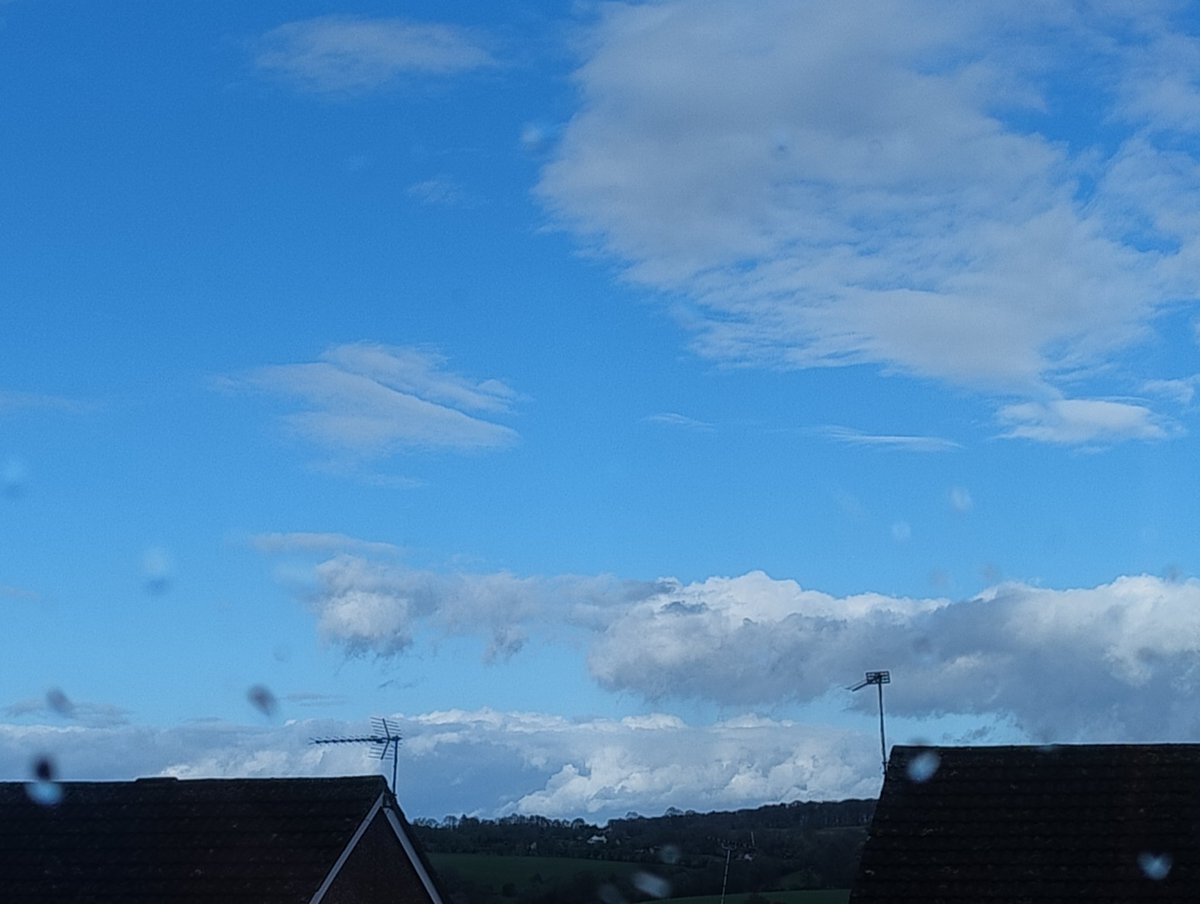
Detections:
[0, 775, 389, 903]
[851, 744, 1200, 903]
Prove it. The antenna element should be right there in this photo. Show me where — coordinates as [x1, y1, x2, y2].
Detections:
[848, 670, 890, 775]
[310, 717, 403, 792]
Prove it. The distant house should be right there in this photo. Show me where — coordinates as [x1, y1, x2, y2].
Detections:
[0, 775, 449, 903]
[851, 744, 1200, 902]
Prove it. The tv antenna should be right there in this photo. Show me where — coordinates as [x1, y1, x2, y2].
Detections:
[310, 717, 403, 792]
[849, 670, 890, 775]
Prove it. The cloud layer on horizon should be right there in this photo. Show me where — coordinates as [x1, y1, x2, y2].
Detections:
[0, 710, 879, 821]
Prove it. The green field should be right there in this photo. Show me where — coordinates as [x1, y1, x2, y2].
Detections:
[427, 852, 849, 902]
[429, 851, 641, 884]
[658, 892, 849, 904]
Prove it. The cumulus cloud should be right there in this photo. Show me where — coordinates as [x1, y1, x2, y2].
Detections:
[288, 552, 1200, 744]
[305, 555, 630, 662]
[537, 1, 1200, 441]
[0, 711, 878, 821]
[221, 343, 519, 457]
[255, 16, 496, 93]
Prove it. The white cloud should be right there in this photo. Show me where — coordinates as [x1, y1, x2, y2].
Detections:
[289, 553, 1200, 744]
[222, 343, 519, 457]
[407, 177, 474, 208]
[1143, 376, 1199, 406]
[0, 584, 41, 601]
[538, 1, 1200, 440]
[0, 390, 94, 414]
[255, 16, 496, 93]
[305, 554, 629, 662]
[249, 531, 402, 557]
[997, 397, 1170, 445]
[643, 412, 714, 431]
[817, 426, 961, 452]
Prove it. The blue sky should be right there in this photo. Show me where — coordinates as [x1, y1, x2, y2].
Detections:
[4, 0, 1200, 822]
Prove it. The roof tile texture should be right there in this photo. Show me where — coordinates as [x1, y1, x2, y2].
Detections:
[0, 775, 387, 903]
[851, 744, 1200, 903]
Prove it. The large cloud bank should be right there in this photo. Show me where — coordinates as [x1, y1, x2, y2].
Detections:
[301, 552, 1200, 743]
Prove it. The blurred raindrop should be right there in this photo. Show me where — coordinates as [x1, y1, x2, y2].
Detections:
[142, 547, 173, 595]
[658, 844, 681, 865]
[911, 636, 935, 665]
[45, 687, 74, 717]
[519, 121, 553, 154]
[632, 871, 671, 898]
[597, 883, 628, 904]
[26, 755, 63, 806]
[273, 643, 292, 663]
[906, 749, 941, 783]
[891, 521, 912, 543]
[949, 486, 973, 513]
[247, 684, 278, 717]
[1, 458, 27, 499]
[1138, 851, 1172, 881]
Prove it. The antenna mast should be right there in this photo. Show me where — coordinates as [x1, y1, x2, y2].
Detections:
[310, 717, 403, 792]
[849, 670, 890, 775]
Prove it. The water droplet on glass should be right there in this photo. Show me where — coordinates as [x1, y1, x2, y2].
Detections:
[632, 871, 671, 898]
[519, 122, 552, 154]
[911, 636, 935, 664]
[949, 485, 973, 513]
[906, 750, 940, 783]
[1, 458, 27, 499]
[142, 547, 173, 595]
[1138, 851, 1172, 881]
[247, 684, 278, 717]
[26, 755, 63, 806]
[658, 844, 681, 865]
[45, 687, 74, 717]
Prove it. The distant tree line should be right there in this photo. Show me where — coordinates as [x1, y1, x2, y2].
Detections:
[414, 798, 875, 902]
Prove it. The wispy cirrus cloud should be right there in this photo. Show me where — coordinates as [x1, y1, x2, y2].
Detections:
[537, 1, 1200, 444]
[407, 177, 475, 208]
[816, 426, 961, 452]
[997, 397, 1172, 445]
[642, 412, 714, 431]
[255, 16, 496, 94]
[0, 390, 93, 415]
[248, 531, 402, 557]
[220, 343, 519, 458]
